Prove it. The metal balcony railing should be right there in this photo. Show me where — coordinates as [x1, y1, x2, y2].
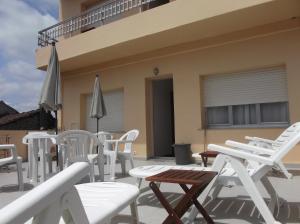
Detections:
[38, 0, 159, 47]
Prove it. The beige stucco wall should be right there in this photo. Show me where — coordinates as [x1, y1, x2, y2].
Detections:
[61, 27, 300, 163]
[0, 131, 28, 161]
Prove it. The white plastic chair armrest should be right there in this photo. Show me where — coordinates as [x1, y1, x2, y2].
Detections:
[245, 136, 275, 144]
[226, 140, 275, 155]
[0, 144, 18, 159]
[208, 144, 274, 166]
[0, 144, 15, 150]
[105, 140, 134, 144]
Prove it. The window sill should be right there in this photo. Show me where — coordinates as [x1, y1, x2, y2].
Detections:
[205, 123, 290, 130]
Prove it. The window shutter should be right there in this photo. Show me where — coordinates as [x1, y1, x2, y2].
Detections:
[86, 90, 124, 132]
[203, 66, 288, 107]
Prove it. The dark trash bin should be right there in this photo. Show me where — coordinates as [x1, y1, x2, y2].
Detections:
[172, 144, 192, 165]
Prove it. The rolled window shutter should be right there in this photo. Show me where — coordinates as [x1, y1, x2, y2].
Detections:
[204, 66, 288, 107]
[86, 90, 124, 132]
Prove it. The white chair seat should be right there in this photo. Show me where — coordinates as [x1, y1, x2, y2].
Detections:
[75, 182, 139, 224]
[25, 182, 139, 224]
[3, 163, 139, 224]
[0, 156, 14, 166]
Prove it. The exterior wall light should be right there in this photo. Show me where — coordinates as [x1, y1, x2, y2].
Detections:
[153, 67, 159, 76]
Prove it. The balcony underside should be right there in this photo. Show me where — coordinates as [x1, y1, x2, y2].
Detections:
[36, 0, 300, 72]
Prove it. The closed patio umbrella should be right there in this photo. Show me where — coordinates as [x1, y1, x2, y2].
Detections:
[39, 42, 61, 164]
[90, 75, 107, 134]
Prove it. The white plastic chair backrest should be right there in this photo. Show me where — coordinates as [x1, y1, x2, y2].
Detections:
[246, 124, 300, 172]
[0, 162, 90, 224]
[272, 125, 300, 163]
[23, 132, 55, 154]
[272, 122, 300, 150]
[119, 129, 139, 153]
[95, 131, 113, 150]
[56, 130, 99, 164]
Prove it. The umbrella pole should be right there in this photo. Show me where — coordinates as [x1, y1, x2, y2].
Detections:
[55, 111, 59, 166]
[96, 118, 99, 153]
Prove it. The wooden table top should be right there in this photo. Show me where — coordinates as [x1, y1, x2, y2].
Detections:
[200, 151, 219, 157]
[146, 169, 217, 185]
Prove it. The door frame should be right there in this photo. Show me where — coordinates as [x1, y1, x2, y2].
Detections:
[145, 74, 174, 158]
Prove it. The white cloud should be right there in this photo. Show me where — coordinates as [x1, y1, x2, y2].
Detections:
[0, 0, 57, 61]
[0, 0, 58, 112]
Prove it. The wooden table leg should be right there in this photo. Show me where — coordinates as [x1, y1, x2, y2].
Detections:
[149, 182, 183, 224]
[201, 154, 208, 167]
[180, 184, 214, 224]
[150, 181, 214, 224]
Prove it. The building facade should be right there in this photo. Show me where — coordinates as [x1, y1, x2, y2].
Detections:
[36, 0, 300, 163]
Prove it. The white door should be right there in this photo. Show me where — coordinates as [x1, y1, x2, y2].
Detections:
[86, 90, 124, 132]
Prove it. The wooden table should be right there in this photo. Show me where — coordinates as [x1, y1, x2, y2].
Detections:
[200, 151, 219, 167]
[146, 169, 217, 224]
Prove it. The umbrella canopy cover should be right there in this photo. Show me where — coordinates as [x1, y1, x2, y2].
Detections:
[90, 75, 107, 119]
[39, 44, 62, 111]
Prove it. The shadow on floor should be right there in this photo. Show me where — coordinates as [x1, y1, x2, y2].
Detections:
[111, 215, 146, 224]
[187, 197, 300, 224]
[0, 183, 34, 193]
[289, 170, 300, 177]
[138, 192, 184, 208]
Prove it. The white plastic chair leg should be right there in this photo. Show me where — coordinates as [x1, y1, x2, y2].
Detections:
[209, 184, 223, 201]
[278, 162, 293, 179]
[32, 150, 39, 185]
[58, 149, 64, 172]
[40, 143, 46, 182]
[129, 157, 134, 169]
[16, 158, 24, 191]
[47, 155, 53, 174]
[136, 178, 142, 189]
[130, 201, 139, 224]
[89, 163, 95, 182]
[27, 149, 33, 179]
[109, 153, 117, 181]
[97, 156, 104, 182]
[230, 158, 281, 224]
[121, 159, 126, 176]
[261, 176, 279, 215]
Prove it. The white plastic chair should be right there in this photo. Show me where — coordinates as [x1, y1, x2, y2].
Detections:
[23, 132, 55, 184]
[56, 130, 104, 182]
[95, 131, 113, 164]
[0, 162, 139, 224]
[187, 126, 300, 224]
[105, 129, 139, 180]
[0, 144, 23, 191]
[241, 122, 300, 179]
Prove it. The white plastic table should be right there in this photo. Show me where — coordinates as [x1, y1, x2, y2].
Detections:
[129, 165, 206, 188]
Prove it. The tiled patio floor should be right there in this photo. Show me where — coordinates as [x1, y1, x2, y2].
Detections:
[0, 158, 300, 224]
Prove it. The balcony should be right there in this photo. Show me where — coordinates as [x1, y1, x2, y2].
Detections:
[36, 0, 300, 72]
[38, 0, 170, 47]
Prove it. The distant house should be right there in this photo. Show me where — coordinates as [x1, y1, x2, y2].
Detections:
[0, 101, 18, 118]
[0, 101, 55, 130]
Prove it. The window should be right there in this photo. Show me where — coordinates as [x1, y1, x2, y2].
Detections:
[85, 90, 124, 132]
[203, 67, 289, 128]
[206, 102, 289, 128]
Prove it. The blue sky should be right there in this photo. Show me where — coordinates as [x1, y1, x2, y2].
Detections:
[0, 0, 59, 112]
